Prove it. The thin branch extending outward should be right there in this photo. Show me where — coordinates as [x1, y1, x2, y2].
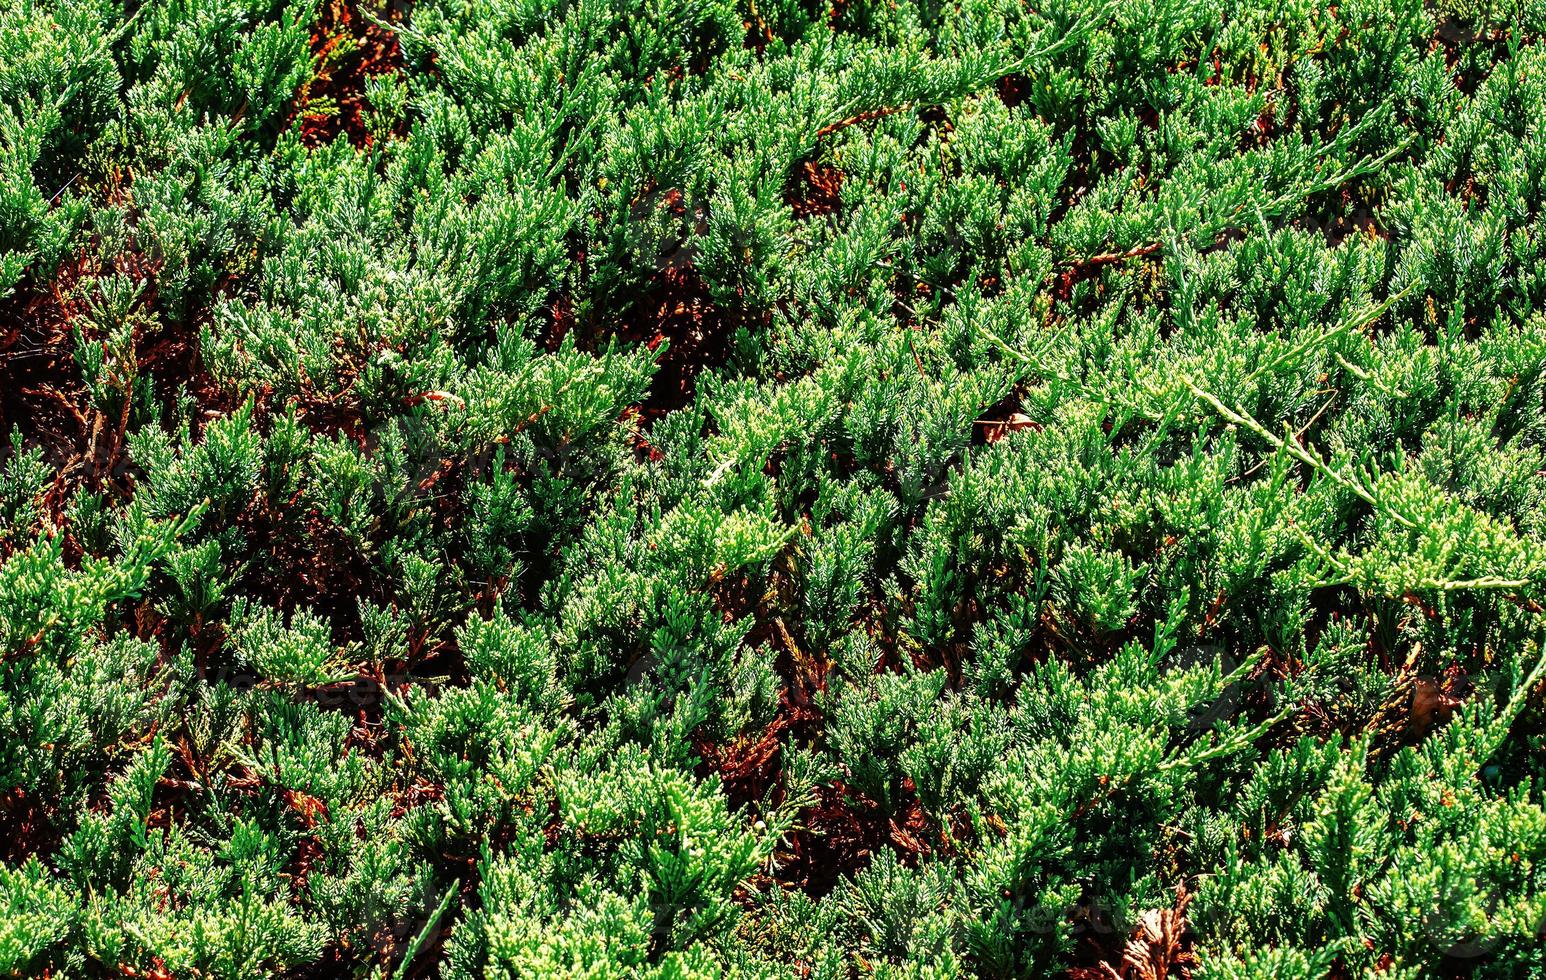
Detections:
[1243, 283, 1415, 386]
[1230, 392, 1338, 485]
[391, 882, 460, 980]
[1065, 241, 1164, 270]
[1185, 378, 1399, 523]
[1187, 380, 1536, 596]
[814, 105, 907, 141]
[1057, 118, 1417, 273]
[813, 0, 1122, 143]
[1482, 642, 1546, 765]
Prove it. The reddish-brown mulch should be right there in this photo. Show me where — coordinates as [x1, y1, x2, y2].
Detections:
[974, 387, 1041, 446]
[0, 787, 64, 864]
[773, 781, 933, 897]
[1068, 885, 1198, 980]
[787, 160, 844, 219]
[0, 254, 96, 501]
[234, 501, 388, 641]
[575, 251, 749, 424]
[632, 262, 733, 417]
[294, 0, 409, 148]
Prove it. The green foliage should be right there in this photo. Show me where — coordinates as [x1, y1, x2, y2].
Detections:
[4, 0, 1546, 976]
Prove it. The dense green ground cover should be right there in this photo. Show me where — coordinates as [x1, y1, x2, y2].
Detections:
[4, 0, 1546, 975]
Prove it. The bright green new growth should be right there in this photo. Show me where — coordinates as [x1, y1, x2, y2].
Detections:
[3, 0, 1546, 976]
